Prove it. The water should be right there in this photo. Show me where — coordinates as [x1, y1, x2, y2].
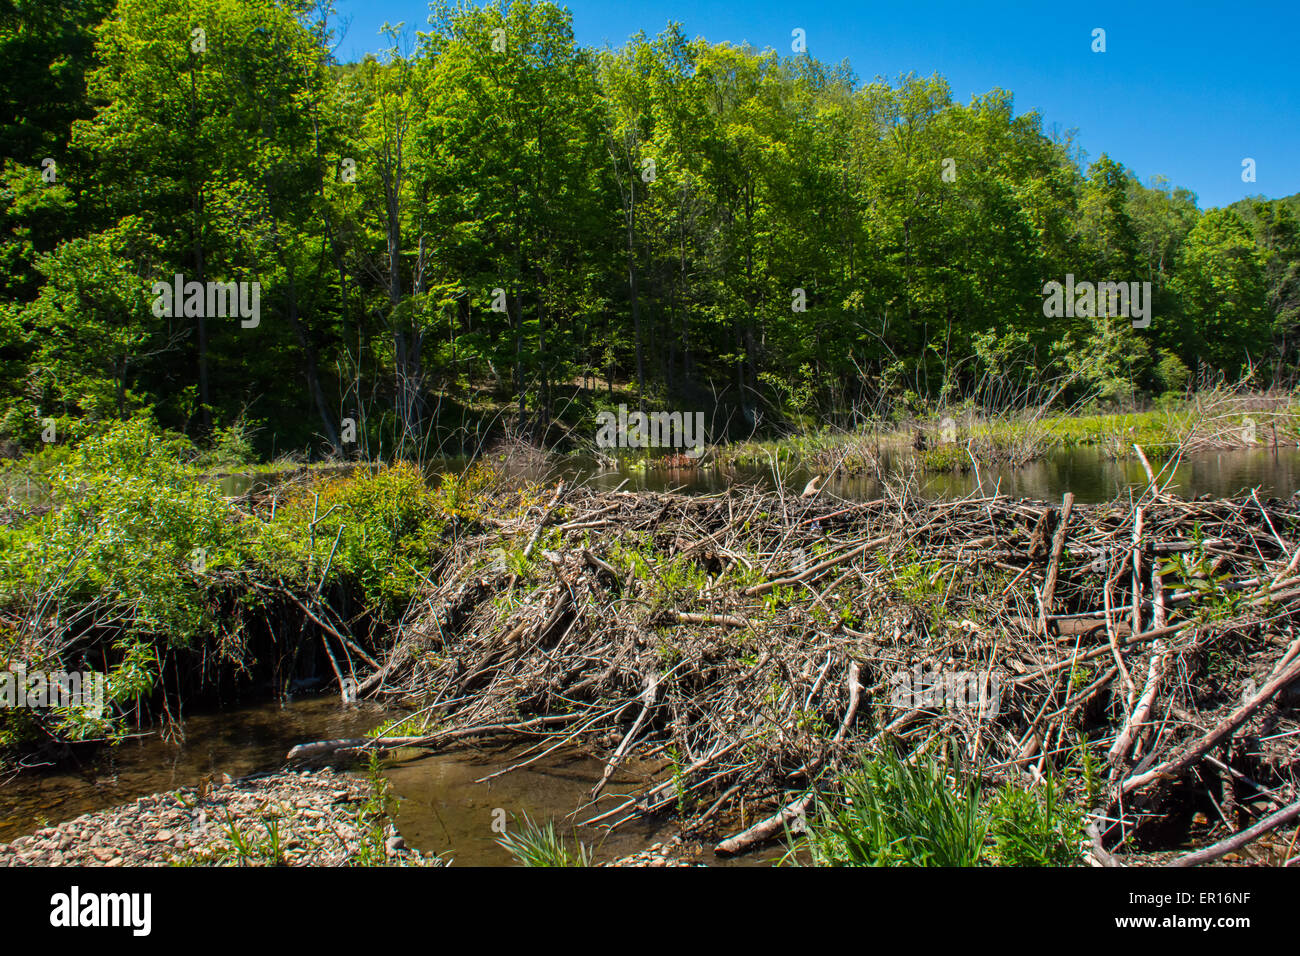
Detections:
[213, 446, 1300, 505]
[547, 446, 1300, 504]
[0, 698, 739, 865]
[384, 746, 679, 866]
[0, 698, 382, 844]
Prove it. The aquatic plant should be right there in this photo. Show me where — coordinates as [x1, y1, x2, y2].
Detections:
[496, 816, 591, 867]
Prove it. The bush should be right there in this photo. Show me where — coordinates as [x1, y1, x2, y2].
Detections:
[0, 416, 237, 644]
[202, 417, 261, 468]
[254, 461, 444, 612]
[985, 774, 1085, 866]
[1155, 349, 1190, 396]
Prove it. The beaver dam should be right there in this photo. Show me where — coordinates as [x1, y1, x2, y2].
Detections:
[278, 479, 1300, 864]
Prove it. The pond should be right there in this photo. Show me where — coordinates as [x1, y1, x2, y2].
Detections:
[218, 446, 1300, 505]
[556, 445, 1300, 504]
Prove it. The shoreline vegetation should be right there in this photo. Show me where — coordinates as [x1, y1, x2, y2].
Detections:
[715, 388, 1300, 475]
[2, 412, 1299, 866]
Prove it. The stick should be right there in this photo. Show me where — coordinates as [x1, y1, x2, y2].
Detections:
[1130, 506, 1143, 637]
[714, 661, 862, 856]
[1133, 444, 1158, 497]
[1108, 638, 1167, 779]
[281, 589, 380, 671]
[1103, 577, 1135, 712]
[671, 611, 750, 628]
[1169, 797, 1300, 867]
[1086, 816, 1123, 867]
[319, 632, 351, 702]
[744, 537, 889, 596]
[1039, 492, 1075, 633]
[286, 714, 580, 761]
[591, 672, 658, 800]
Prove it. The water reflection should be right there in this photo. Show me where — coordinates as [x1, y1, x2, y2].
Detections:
[560, 446, 1300, 504]
[216, 447, 1300, 505]
[0, 697, 384, 843]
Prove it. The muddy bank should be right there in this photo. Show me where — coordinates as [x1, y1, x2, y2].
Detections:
[0, 769, 426, 867]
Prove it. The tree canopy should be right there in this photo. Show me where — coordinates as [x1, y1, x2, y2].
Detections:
[1, 0, 1293, 456]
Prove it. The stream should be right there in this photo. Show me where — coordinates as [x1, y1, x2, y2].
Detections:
[0, 697, 776, 865]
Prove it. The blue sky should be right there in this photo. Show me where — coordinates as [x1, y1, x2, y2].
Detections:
[330, 1, 1298, 210]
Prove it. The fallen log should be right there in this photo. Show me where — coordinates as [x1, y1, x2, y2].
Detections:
[287, 714, 581, 762]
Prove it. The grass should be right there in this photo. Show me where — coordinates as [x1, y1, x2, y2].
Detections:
[496, 815, 592, 867]
[985, 775, 1086, 866]
[791, 748, 1085, 867]
[795, 748, 986, 867]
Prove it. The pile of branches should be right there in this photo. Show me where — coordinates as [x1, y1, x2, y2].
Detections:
[291, 477, 1300, 862]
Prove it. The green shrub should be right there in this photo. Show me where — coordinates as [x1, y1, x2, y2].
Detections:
[253, 461, 444, 612]
[203, 416, 261, 468]
[1155, 349, 1190, 396]
[0, 416, 238, 644]
[985, 775, 1084, 866]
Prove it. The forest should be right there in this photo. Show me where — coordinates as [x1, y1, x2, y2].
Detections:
[2, 0, 1298, 460]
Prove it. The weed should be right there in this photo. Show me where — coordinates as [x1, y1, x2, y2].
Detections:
[497, 815, 591, 867]
[984, 774, 1084, 866]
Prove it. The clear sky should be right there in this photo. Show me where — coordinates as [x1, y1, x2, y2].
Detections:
[329, 0, 1298, 210]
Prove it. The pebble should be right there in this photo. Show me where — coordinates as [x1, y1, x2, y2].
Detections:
[0, 769, 431, 867]
[604, 835, 702, 868]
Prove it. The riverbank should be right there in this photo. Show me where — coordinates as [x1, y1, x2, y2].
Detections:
[0, 769, 427, 867]
[0, 761, 712, 867]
